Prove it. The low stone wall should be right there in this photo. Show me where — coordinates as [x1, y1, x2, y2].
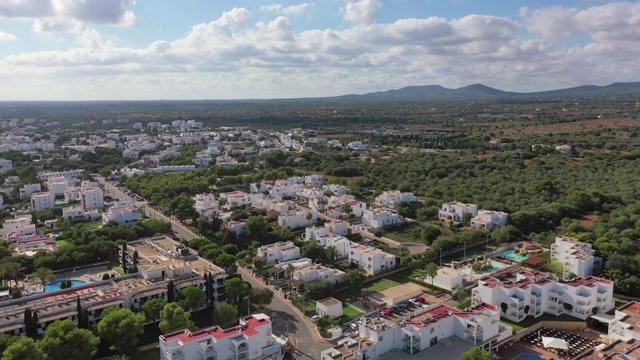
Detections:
[513, 321, 588, 341]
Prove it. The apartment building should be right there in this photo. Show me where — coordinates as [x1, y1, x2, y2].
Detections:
[551, 236, 601, 278]
[470, 210, 509, 231]
[194, 193, 219, 218]
[159, 314, 286, 360]
[38, 169, 84, 180]
[3, 215, 32, 238]
[327, 195, 367, 218]
[348, 243, 396, 275]
[270, 181, 303, 198]
[256, 242, 301, 264]
[30, 192, 55, 211]
[314, 234, 351, 259]
[438, 202, 478, 222]
[375, 191, 417, 208]
[220, 191, 250, 208]
[305, 220, 349, 240]
[19, 183, 41, 198]
[277, 209, 317, 230]
[45, 176, 76, 196]
[361, 208, 404, 229]
[102, 201, 141, 225]
[472, 271, 614, 323]
[81, 187, 104, 210]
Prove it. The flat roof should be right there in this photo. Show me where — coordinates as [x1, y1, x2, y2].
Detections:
[318, 297, 341, 307]
[162, 315, 269, 343]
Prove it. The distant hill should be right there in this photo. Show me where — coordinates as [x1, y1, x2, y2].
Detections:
[336, 82, 640, 101]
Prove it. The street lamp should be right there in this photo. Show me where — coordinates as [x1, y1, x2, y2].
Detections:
[302, 290, 311, 315]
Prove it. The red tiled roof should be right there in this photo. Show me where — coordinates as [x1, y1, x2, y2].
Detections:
[163, 316, 268, 343]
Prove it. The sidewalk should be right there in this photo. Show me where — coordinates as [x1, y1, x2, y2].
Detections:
[238, 266, 330, 345]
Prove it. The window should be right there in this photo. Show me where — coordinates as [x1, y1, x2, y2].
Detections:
[378, 335, 383, 341]
[430, 328, 434, 333]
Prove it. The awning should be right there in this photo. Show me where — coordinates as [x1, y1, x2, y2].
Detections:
[591, 313, 616, 324]
[542, 337, 568, 350]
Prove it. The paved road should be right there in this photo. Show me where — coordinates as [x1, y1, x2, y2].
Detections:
[239, 267, 331, 359]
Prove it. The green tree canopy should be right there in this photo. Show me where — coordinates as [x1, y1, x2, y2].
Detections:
[167, 194, 197, 220]
[460, 347, 492, 360]
[342, 269, 366, 296]
[250, 287, 274, 306]
[97, 308, 146, 354]
[246, 215, 269, 242]
[213, 302, 238, 328]
[2, 337, 44, 360]
[178, 286, 206, 311]
[159, 303, 196, 334]
[142, 298, 167, 322]
[224, 278, 250, 304]
[40, 319, 99, 360]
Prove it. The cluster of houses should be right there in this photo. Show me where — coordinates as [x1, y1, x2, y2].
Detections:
[438, 201, 509, 230]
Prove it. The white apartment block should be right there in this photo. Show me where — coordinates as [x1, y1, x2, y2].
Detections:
[472, 271, 614, 323]
[81, 187, 104, 210]
[278, 258, 345, 287]
[62, 206, 101, 222]
[45, 176, 76, 196]
[305, 220, 349, 240]
[305, 175, 324, 187]
[375, 190, 417, 208]
[159, 314, 286, 360]
[278, 209, 317, 230]
[225, 221, 246, 237]
[38, 169, 84, 180]
[31, 192, 55, 211]
[361, 208, 404, 229]
[122, 149, 139, 159]
[249, 194, 283, 210]
[348, 243, 396, 275]
[216, 156, 238, 166]
[271, 200, 295, 215]
[551, 236, 601, 278]
[288, 176, 304, 185]
[194, 193, 219, 218]
[19, 183, 41, 198]
[270, 181, 304, 198]
[102, 202, 141, 225]
[220, 191, 250, 208]
[321, 302, 512, 359]
[322, 184, 349, 196]
[297, 187, 325, 200]
[250, 182, 272, 194]
[438, 202, 478, 222]
[606, 302, 640, 345]
[3, 215, 32, 238]
[470, 210, 509, 231]
[256, 242, 301, 264]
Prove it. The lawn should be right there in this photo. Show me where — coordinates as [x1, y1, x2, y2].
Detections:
[501, 314, 584, 333]
[382, 223, 424, 243]
[55, 240, 72, 249]
[113, 266, 125, 275]
[363, 278, 402, 293]
[343, 306, 364, 319]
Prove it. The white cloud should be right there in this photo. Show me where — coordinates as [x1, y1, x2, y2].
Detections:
[261, 3, 313, 16]
[341, 0, 380, 24]
[0, 30, 16, 42]
[0, 0, 136, 32]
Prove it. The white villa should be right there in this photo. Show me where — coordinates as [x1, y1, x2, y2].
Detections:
[361, 208, 404, 229]
[304, 220, 349, 240]
[194, 193, 219, 218]
[470, 210, 509, 231]
[256, 242, 301, 264]
[220, 191, 250, 208]
[278, 209, 317, 230]
[102, 201, 141, 225]
[439, 202, 478, 222]
[348, 243, 396, 275]
[375, 190, 417, 208]
[551, 236, 601, 278]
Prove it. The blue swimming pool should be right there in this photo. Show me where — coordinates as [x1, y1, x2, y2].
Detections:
[504, 251, 529, 261]
[44, 280, 87, 293]
[515, 354, 544, 360]
[462, 260, 505, 274]
[52, 232, 62, 237]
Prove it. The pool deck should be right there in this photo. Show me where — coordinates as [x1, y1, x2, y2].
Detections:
[26, 265, 118, 294]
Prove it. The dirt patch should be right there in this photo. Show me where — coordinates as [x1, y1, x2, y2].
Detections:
[578, 214, 600, 227]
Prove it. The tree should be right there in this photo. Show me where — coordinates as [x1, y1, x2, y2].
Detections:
[121, 242, 128, 274]
[317, 197, 328, 212]
[39, 319, 99, 360]
[178, 286, 206, 312]
[455, 285, 469, 302]
[97, 308, 146, 354]
[425, 262, 438, 290]
[215, 253, 238, 275]
[460, 347, 492, 360]
[254, 258, 266, 277]
[1, 337, 44, 360]
[307, 281, 333, 300]
[142, 298, 167, 323]
[213, 302, 238, 328]
[33, 267, 55, 292]
[420, 226, 441, 244]
[246, 215, 269, 242]
[224, 278, 250, 304]
[159, 303, 196, 334]
[342, 270, 365, 296]
[286, 263, 295, 291]
[0, 335, 18, 355]
[326, 246, 339, 264]
[462, 212, 473, 226]
[250, 287, 274, 306]
[490, 225, 522, 244]
[302, 241, 324, 263]
[167, 280, 175, 303]
[341, 202, 352, 215]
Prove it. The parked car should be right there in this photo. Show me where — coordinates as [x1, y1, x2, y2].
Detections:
[311, 315, 320, 322]
[415, 296, 427, 304]
[391, 305, 403, 313]
[380, 308, 393, 316]
[349, 322, 358, 331]
[408, 299, 421, 306]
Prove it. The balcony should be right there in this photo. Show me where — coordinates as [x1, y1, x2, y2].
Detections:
[402, 335, 420, 344]
[165, 351, 186, 360]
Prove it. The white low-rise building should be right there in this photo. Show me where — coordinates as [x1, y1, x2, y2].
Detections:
[472, 271, 614, 323]
[278, 209, 317, 230]
[305, 175, 323, 187]
[38, 169, 84, 180]
[316, 297, 343, 318]
[30, 192, 55, 211]
[314, 234, 351, 258]
[225, 221, 246, 237]
[347, 141, 366, 151]
[194, 193, 219, 218]
[551, 236, 601, 278]
[470, 210, 509, 231]
[3, 215, 32, 238]
[328, 195, 367, 218]
[348, 243, 396, 275]
[159, 314, 286, 360]
[422, 267, 467, 291]
[277, 258, 345, 287]
[256, 242, 301, 264]
[305, 220, 349, 240]
[62, 206, 101, 222]
[322, 184, 348, 196]
[102, 202, 141, 225]
[45, 176, 75, 196]
[270, 181, 303, 198]
[20, 183, 42, 198]
[375, 190, 417, 208]
[361, 208, 404, 229]
[220, 191, 250, 208]
[439, 202, 478, 222]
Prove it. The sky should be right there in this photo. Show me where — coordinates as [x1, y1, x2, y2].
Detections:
[0, 0, 639, 100]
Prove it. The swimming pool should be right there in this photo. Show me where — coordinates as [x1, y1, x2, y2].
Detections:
[44, 280, 87, 293]
[515, 354, 544, 360]
[54, 199, 63, 205]
[52, 232, 62, 237]
[504, 251, 529, 261]
[462, 260, 505, 274]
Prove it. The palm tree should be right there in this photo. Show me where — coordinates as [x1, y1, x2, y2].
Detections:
[34, 267, 55, 292]
[0, 263, 24, 288]
[317, 197, 328, 212]
[326, 246, 338, 264]
[286, 263, 295, 293]
[425, 262, 438, 293]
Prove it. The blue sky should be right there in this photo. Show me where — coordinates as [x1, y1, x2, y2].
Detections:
[0, 0, 638, 100]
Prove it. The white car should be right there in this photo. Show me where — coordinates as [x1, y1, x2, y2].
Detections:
[311, 315, 320, 322]
[408, 299, 420, 306]
[349, 323, 358, 331]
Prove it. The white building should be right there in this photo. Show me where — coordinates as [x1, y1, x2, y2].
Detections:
[0, 159, 12, 173]
[30, 192, 55, 211]
[472, 271, 614, 323]
[328, 195, 367, 218]
[556, 144, 572, 154]
[102, 202, 141, 225]
[316, 297, 343, 318]
[606, 302, 640, 345]
[20, 183, 42, 198]
[361, 208, 404, 229]
[375, 190, 417, 208]
[122, 149, 139, 159]
[348, 243, 396, 275]
[277, 209, 317, 230]
[470, 210, 509, 231]
[305, 175, 324, 187]
[313, 234, 351, 259]
[62, 206, 101, 222]
[194, 193, 219, 218]
[45, 176, 75, 196]
[3, 214, 32, 237]
[256, 242, 301, 264]
[250, 182, 272, 194]
[277, 258, 345, 287]
[438, 202, 478, 222]
[133, 122, 143, 129]
[305, 220, 349, 240]
[38, 169, 84, 180]
[322, 184, 348, 196]
[159, 314, 286, 360]
[225, 221, 246, 237]
[270, 181, 303, 198]
[423, 267, 467, 291]
[220, 191, 250, 208]
[81, 187, 104, 210]
[551, 236, 601, 278]
[347, 141, 366, 151]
